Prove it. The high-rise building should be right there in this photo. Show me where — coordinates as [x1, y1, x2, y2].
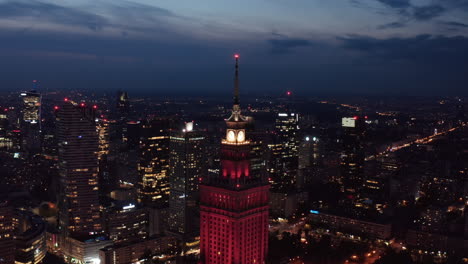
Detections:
[20, 86, 41, 155]
[268, 111, 299, 192]
[116, 91, 129, 118]
[200, 55, 269, 264]
[138, 118, 174, 207]
[168, 122, 206, 239]
[0, 108, 12, 150]
[297, 135, 320, 188]
[56, 100, 102, 238]
[340, 116, 366, 199]
[97, 117, 114, 196]
[115, 90, 130, 145]
[0, 200, 15, 264]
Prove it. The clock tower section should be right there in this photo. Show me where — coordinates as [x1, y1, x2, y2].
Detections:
[199, 55, 270, 264]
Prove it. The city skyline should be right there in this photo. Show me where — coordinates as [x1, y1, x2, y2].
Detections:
[1, 2, 468, 264]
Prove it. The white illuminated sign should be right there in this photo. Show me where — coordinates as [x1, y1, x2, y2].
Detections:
[123, 204, 135, 210]
[342, 117, 356, 128]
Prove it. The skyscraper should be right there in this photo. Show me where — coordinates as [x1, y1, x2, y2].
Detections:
[200, 55, 269, 264]
[297, 135, 320, 188]
[138, 117, 173, 207]
[116, 90, 129, 118]
[168, 122, 206, 239]
[340, 116, 366, 199]
[56, 100, 102, 238]
[268, 111, 299, 192]
[97, 117, 114, 197]
[0, 108, 12, 150]
[20, 85, 41, 155]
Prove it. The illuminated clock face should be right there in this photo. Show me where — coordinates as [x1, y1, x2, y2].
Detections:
[227, 130, 236, 142]
[237, 130, 245, 142]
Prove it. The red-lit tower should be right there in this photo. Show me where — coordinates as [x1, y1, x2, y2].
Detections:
[200, 55, 269, 264]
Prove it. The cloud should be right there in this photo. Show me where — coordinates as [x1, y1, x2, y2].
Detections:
[0, 0, 108, 31]
[267, 38, 313, 54]
[377, 21, 407, 29]
[412, 5, 445, 20]
[377, 0, 411, 9]
[338, 34, 468, 64]
[105, 1, 177, 24]
[368, 0, 449, 23]
[442, 21, 468, 28]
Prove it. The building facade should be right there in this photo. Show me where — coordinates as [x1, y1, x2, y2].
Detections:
[138, 118, 173, 207]
[340, 117, 366, 199]
[168, 122, 206, 238]
[20, 89, 41, 155]
[268, 112, 299, 192]
[103, 202, 148, 245]
[56, 100, 102, 238]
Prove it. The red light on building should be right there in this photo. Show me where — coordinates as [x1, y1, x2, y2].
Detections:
[93, 105, 98, 109]
[234, 54, 239, 59]
[353, 116, 359, 120]
[287, 91, 292, 96]
[54, 106, 59, 110]
[365, 116, 368, 119]
[80, 103, 85, 107]
[64, 98, 69, 102]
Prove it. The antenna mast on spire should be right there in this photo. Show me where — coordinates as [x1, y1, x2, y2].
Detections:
[234, 54, 240, 105]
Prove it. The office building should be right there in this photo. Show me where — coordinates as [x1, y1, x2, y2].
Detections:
[103, 202, 148, 245]
[20, 87, 41, 154]
[138, 117, 174, 207]
[56, 100, 102, 238]
[168, 122, 206, 238]
[340, 116, 366, 199]
[268, 111, 299, 192]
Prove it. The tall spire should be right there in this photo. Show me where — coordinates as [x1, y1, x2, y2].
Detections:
[234, 54, 240, 106]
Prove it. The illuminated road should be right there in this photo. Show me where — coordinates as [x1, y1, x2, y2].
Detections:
[366, 126, 461, 161]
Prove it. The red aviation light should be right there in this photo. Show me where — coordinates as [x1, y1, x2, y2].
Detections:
[234, 54, 239, 59]
[93, 105, 98, 109]
[64, 98, 69, 102]
[54, 106, 59, 110]
[353, 116, 359, 120]
[287, 91, 292, 96]
[80, 103, 85, 107]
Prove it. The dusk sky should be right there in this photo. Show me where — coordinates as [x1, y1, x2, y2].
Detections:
[1, 0, 468, 96]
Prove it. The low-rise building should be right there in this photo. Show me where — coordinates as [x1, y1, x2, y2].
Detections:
[99, 236, 177, 264]
[308, 211, 392, 240]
